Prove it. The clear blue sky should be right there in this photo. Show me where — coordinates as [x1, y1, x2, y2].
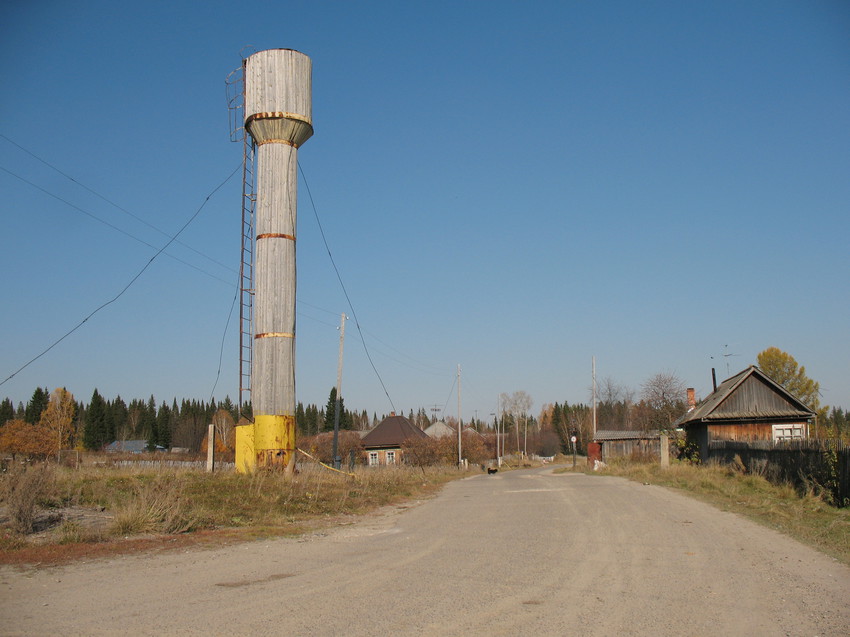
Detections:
[1, 1, 848, 422]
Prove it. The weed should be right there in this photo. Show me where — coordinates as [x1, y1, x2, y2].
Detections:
[57, 520, 105, 544]
[110, 475, 196, 536]
[2, 464, 53, 534]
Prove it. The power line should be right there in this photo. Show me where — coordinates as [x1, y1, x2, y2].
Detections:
[0, 163, 241, 388]
[0, 133, 235, 275]
[0, 164, 235, 286]
[298, 162, 396, 413]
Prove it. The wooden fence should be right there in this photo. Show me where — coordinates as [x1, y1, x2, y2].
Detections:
[707, 439, 849, 508]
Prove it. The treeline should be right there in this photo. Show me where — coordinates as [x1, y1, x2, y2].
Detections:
[0, 385, 444, 459]
[0, 387, 243, 456]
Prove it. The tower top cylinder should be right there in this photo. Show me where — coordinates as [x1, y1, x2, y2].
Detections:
[244, 49, 313, 147]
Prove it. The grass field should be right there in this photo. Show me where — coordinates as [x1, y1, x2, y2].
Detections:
[0, 460, 461, 562]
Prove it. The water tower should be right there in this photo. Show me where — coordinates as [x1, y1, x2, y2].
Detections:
[234, 49, 313, 472]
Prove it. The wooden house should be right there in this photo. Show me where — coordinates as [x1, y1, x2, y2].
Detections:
[361, 413, 427, 466]
[677, 366, 815, 460]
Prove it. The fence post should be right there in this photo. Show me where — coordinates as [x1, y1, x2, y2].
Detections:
[207, 423, 215, 472]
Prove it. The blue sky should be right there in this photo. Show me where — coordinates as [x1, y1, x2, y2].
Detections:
[1, 0, 848, 422]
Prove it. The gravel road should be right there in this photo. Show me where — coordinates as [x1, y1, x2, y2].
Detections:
[2, 466, 849, 636]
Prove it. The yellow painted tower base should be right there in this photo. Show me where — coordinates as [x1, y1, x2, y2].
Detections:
[235, 414, 296, 473]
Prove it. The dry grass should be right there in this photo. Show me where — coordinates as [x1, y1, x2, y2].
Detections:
[0, 461, 462, 559]
[2, 464, 54, 534]
[574, 458, 850, 565]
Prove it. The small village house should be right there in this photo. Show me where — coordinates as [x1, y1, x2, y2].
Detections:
[361, 413, 427, 466]
[676, 365, 816, 460]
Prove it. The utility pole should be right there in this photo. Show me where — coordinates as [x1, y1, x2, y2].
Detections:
[457, 364, 462, 468]
[332, 313, 347, 470]
[592, 356, 597, 439]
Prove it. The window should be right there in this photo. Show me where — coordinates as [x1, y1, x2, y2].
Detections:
[772, 424, 805, 442]
[386, 450, 396, 465]
[369, 452, 379, 466]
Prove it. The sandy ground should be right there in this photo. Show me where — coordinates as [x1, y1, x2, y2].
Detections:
[2, 466, 849, 636]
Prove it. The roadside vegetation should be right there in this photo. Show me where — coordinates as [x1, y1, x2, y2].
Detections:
[0, 461, 462, 563]
[562, 458, 850, 565]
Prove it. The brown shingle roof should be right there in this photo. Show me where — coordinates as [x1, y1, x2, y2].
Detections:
[361, 415, 427, 449]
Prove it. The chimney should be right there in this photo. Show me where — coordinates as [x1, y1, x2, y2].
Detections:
[687, 388, 696, 411]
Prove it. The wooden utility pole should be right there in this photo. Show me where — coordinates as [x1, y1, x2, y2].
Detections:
[332, 313, 347, 470]
[592, 356, 597, 439]
[457, 364, 462, 468]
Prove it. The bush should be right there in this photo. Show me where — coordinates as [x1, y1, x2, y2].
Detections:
[299, 431, 364, 465]
[3, 464, 53, 534]
[110, 475, 195, 536]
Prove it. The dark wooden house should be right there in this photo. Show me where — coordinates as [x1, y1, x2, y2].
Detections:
[361, 413, 427, 466]
[677, 366, 815, 460]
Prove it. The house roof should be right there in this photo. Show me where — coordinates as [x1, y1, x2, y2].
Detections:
[424, 420, 455, 438]
[361, 415, 427, 449]
[104, 440, 149, 453]
[594, 430, 661, 441]
[676, 366, 816, 427]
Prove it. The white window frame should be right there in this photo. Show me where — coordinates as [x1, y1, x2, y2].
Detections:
[368, 451, 379, 466]
[386, 450, 396, 465]
[772, 424, 805, 442]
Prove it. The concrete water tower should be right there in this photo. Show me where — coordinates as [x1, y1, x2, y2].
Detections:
[235, 49, 313, 473]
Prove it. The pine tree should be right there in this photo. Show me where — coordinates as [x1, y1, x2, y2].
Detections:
[111, 396, 128, 440]
[296, 401, 307, 435]
[220, 396, 237, 422]
[156, 402, 171, 448]
[83, 389, 108, 450]
[24, 387, 50, 424]
[0, 398, 14, 426]
[324, 387, 346, 431]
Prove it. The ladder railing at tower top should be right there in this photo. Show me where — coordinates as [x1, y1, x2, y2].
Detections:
[227, 63, 255, 417]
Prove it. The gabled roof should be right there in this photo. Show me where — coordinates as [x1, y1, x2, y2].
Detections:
[104, 440, 149, 453]
[424, 420, 455, 438]
[362, 415, 427, 449]
[594, 430, 661, 441]
[677, 366, 815, 427]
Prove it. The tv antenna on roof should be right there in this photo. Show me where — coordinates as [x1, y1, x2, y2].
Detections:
[711, 344, 739, 377]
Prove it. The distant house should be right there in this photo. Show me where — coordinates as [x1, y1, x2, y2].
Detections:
[104, 440, 151, 453]
[676, 366, 816, 460]
[423, 420, 454, 438]
[361, 413, 428, 466]
[424, 421, 485, 440]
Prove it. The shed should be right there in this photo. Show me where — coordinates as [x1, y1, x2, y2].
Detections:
[676, 365, 816, 460]
[361, 414, 427, 466]
[593, 430, 662, 460]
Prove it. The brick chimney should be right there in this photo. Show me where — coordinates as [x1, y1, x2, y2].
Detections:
[687, 388, 696, 411]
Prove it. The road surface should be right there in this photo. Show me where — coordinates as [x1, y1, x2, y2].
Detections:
[2, 466, 849, 636]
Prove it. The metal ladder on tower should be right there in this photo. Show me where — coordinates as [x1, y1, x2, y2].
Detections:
[227, 61, 255, 419]
[238, 136, 256, 418]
